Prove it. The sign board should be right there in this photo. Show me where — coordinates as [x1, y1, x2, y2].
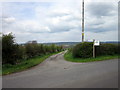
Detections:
[94, 40, 100, 46]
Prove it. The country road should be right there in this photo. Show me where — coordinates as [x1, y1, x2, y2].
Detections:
[3, 51, 118, 88]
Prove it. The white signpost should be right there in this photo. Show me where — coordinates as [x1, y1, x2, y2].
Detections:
[93, 40, 100, 58]
[94, 40, 100, 46]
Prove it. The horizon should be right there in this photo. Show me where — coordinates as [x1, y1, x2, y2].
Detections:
[18, 41, 119, 44]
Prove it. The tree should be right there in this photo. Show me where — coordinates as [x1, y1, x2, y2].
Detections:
[50, 44, 56, 53]
[2, 33, 19, 64]
[0, 33, 2, 64]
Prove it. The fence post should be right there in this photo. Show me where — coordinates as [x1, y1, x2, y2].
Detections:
[93, 39, 95, 58]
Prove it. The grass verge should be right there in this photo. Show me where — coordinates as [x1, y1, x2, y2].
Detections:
[2, 52, 61, 75]
[64, 51, 119, 63]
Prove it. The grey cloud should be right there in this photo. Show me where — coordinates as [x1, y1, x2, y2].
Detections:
[84, 2, 117, 33]
[48, 25, 74, 33]
[85, 24, 117, 33]
[118, 1, 120, 32]
[2, 17, 16, 29]
[86, 2, 115, 17]
[48, 12, 70, 17]
[47, 19, 81, 33]
[2, 1, 118, 43]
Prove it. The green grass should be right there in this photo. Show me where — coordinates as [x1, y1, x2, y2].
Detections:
[64, 51, 119, 63]
[2, 52, 61, 75]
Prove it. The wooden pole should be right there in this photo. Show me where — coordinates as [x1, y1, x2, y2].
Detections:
[82, 0, 84, 42]
[93, 39, 95, 58]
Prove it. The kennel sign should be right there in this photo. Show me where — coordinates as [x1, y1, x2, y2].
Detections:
[94, 40, 100, 46]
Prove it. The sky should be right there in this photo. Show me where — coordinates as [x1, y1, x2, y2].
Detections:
[1, 0, 119, 43]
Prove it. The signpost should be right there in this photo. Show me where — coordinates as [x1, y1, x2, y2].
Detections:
[93, 40, 100, 58]
[94, 40, 100, 46]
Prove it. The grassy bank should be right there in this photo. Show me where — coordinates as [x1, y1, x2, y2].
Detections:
[2, 52, 61, 75]
[64, 51, 118, 63]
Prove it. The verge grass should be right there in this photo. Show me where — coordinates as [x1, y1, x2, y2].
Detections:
[2, 52, 60, 75]
[64, 51, 119, 63]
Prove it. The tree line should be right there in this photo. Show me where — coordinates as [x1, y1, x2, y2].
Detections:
[2, 33, 63, 65]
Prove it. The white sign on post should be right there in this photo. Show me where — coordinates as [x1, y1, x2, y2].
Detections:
[94, 40, 100, 46]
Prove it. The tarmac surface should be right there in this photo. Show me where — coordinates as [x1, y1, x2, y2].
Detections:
[2, 51, 118, 88]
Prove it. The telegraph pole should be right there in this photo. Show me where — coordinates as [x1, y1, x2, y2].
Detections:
[82, 0, 84, 42]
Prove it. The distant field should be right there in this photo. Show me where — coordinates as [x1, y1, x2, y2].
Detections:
[20, 41, 119, 46]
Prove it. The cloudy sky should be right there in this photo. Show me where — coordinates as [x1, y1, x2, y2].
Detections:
[1, 0, 119, 43]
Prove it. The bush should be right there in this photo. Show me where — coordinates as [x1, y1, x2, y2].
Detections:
[2, 33, 64, 65]
[72, 42, 93, 58]
[2, 33, 20, 64]
[25, 43, 42, 58]
[96, 43, 118, 56]
[50, 44, 56, 53]
[17, 45, 26, 60]
[0, 35, 2, 62]
[72, 42, 118, 59]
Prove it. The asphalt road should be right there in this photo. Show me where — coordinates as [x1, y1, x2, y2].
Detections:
[3, 52, 118, 88]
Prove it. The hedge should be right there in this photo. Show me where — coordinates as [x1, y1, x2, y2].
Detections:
[72, 42, 93, 58]
[95, 43, 118, 56]
[2, 33, 64, 65]
[72, 42, 118, 58]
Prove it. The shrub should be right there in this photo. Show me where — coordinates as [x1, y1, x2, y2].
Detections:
[72, 42, 93, 58]
[96, 43, 118, 56]
[25, 43, 40, 58]
[68, 48, 73, 53]
[2, 33, 20, 64]
[0, 35, 2, 62]
[17, 45, 26, 60]
[50, 44, 56, 53]
[72, 42, 118, 59]
[2, 33, 64, 65]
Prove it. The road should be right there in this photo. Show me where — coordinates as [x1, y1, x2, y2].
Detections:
[3, 51, 118, 88]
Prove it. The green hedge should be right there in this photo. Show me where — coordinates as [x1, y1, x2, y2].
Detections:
[72, 42, 93, 58]
[96, 43, 118, 56]
[2, 33, 64, 65]
[72, 42, 118, 58]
